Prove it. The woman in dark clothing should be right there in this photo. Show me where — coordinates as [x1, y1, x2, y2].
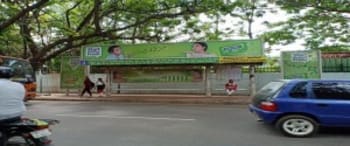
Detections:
[81, 76, 94, 97]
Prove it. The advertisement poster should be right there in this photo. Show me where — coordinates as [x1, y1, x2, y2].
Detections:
[81, 39, 264, 65]
[112, 68, 203, 83]
[60, 56, 85, 88]
[216, 65, 242, 81]
[281, 50, 322, 79]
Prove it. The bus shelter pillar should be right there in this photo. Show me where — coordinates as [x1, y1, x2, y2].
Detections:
[106, 68, 112, 96]
[204, 66, 212, 97]
[249, 65, 256, 96]
[84, 65, 90, 76]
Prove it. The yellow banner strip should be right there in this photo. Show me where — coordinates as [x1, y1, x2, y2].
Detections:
[219, 57, 266, 63]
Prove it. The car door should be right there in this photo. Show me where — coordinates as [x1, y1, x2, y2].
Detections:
[309, 81, 350, 126]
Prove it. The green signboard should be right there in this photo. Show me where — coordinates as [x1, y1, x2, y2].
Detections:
[60, 56, 85, 88]
[281, 50, 322, 79]
[81, 39, 264, 65]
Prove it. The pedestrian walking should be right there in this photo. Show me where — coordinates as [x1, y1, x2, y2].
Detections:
[80, 76, 94, 97]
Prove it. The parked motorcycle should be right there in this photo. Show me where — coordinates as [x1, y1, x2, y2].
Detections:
[0, 118, 59, 146]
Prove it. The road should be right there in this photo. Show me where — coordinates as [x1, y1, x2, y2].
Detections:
[25, 101, 350, 146]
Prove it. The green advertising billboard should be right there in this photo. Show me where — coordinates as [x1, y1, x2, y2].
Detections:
[60, 56, 85, 88]
[81, 39, 264, 65]
[281, 50, 322, 79]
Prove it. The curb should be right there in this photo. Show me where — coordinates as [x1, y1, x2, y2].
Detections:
[33, 95, 252, 105]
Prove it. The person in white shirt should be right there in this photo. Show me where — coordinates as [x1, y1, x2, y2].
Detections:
[96, 78, 106, 97]
[0, 66, 26, 123]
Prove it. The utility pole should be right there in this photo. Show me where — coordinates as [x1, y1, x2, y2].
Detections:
[248, 0, 257, 96]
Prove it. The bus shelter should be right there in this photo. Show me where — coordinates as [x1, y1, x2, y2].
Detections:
[79, 39, 265, 96]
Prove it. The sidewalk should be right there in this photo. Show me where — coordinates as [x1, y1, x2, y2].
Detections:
[34, 93, 252, 104]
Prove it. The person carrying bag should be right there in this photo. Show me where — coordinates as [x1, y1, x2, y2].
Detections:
[80, 76, 93, 97]
[96, 78, 105, 97]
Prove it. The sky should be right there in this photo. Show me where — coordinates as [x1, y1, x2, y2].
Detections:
[221, 10, 305, 57]
[165, 3, 309, 58]
[190, 6, 307, 57]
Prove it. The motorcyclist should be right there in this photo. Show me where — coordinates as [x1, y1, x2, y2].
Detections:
[0, 66, 26, 123]
[0, 66, 26, 144]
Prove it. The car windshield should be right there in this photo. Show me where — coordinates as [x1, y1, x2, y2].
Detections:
[254, 81, 285, 101]
[0, 57, 35, 82]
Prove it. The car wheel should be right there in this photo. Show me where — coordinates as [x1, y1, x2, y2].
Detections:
[276, 115, 318, 137]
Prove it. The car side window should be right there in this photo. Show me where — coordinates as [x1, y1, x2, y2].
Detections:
[289, 82, 308, 98]
[312, 82, 350, 100]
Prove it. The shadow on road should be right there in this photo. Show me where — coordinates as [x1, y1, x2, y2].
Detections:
[25, 102, 34, 107]
[252, 122, 350, 138]
[319, 127, 350, 136]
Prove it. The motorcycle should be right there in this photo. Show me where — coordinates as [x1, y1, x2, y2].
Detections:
[0, 118, 59, 146]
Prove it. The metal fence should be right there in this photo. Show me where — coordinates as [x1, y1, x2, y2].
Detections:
[242, 58, 350, 73]
[322, 58, 350, 72]
[242, 66, 280, 73]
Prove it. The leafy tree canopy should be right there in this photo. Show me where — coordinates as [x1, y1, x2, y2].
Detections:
[263, 0, 350, 50]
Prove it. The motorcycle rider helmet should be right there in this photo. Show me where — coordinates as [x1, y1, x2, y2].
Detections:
[0, 66, 14, 79]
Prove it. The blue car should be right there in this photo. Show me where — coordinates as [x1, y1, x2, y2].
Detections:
[249, 79, 350, 137]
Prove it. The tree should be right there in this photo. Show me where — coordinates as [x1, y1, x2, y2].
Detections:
[0, 0, 50, 57]
[208, 0, 276, 40]
[263, 0, 350, 50]
[0, 0, 231, 70]
[173, 0, 277, 42]
[0, 0, 50, 31]
[228, 0, 267, 39]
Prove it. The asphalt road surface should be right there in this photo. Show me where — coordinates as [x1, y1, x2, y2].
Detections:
[25, 101, 350, 146]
